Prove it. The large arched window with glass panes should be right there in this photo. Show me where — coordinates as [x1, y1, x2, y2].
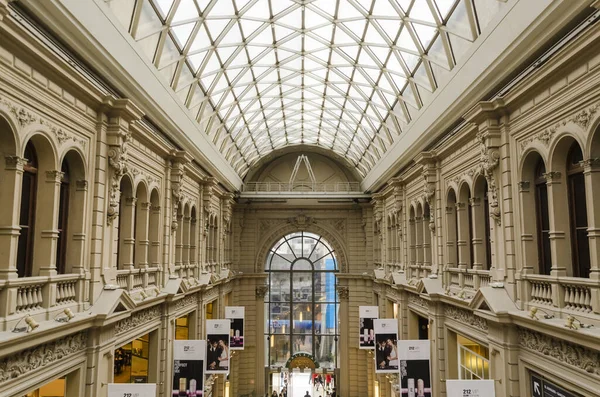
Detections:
[265, 232, 339, 369]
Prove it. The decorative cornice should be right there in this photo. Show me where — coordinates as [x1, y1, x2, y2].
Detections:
[518, 327, 600, 375]
[444, 305, 488, 331]
[408, 294, 429, 310]
[115, 306, 161, 335]
[0, 332, 87, 383]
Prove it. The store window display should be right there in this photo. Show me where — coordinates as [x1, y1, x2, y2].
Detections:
[114, 334, 150, 383]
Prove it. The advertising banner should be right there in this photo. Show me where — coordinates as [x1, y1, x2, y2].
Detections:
[173, 340, 205, 396]
[398, 340, 432, 396]
[359, 306, 379, 349]
[225, 306, 245, 350]
[374, 318, 399, 373]
[107, 383, 156, 397]
[205, 319, 230, 374]
[446, 380, 495, 397]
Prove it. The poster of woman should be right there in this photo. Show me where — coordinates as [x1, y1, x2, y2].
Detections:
[205, 319, 230, 374]
[225, 306, 245, 350]
[359, 306, 379, 349]
[374, 319, 399, 373]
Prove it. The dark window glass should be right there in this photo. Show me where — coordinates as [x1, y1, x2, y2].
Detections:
[567, 144, 590, 278]
[56, 162, 69, 274]
[483, 181, 492, 270]
[534, 160, 551, 275]
[467, 193, 474, 267]
[17, 142, 37, 277]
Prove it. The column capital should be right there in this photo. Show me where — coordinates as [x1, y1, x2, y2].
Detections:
[139, 202, 151, 210]
[455, 202, 466, 210]
[125, 197, 138, 206]
[518, 180, 530, 192]
[469, 197, 481, 206]
[4, 155, 26, 171]
[45, 170, 64, 183]
[543, 171, 562, 183]
[76, 180, 88, 191]
[581, 158, 600, 171]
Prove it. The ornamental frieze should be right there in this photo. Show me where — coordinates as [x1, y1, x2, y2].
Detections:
[175, 294, 198, 310]
[519, 103, 600, 153]
[114, 306, 161, 335]
[408, 294, 429, 310]
[0, 332, 87, 383]
[518, 327, 600, 375]
[444, 305, 488, 331]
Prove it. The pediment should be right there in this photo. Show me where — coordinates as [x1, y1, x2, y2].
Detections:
[470, 286, 517, 314]
[162, 278, 188, 295]
[418, 277, 444, 295]
[89, 289, 136, 319]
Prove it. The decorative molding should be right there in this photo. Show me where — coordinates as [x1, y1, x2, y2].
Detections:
[4, 155, 26, 170]
[175, 294, 198, 310]
[408, 294, 429, 310]
[543, 171, 562, 181]
[477, 132, 501, 226]
[518, 327, 600, 375]
[130, 165, 160, 188]
[107, 133, 131, 225]
[520, 103, 600, 153]
[0, 332, 87, 383]
[114, 306, 161, 335]
[444, 305, 488, 331]
[255, 285, 268, 299]
[287, 214, 316, 229]
[336, 286, 349, 300]
[45, 170, 64, 183]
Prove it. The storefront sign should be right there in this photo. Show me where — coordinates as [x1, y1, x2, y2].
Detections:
[206, 319, 230, 374]
[446, 380, 495, 397]
[225, 306, 245, 350]
[359, 306, 379, 349]
[173, 340, 205, 396]
[398, 340, 432, 396]
[107, 383, 156, 397]
[531, 373, 581, 397]
[373, 318, 399, 373]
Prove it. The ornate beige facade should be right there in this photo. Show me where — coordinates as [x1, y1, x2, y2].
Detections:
[0, 1, 600, 397]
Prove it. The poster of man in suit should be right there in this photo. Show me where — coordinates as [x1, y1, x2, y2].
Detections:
[374, 319, 399, 373]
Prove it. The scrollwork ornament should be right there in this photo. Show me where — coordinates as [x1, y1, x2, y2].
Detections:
[114, 306, 161, 335]
[107, 141, 130, 225]
[478, 133, 501, 226]
[444, 305, 488, 331]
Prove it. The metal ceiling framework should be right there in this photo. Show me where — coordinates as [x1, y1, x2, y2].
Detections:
[115, 0, 505, 177]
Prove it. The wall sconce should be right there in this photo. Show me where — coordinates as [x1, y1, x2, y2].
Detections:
[528, 307, 554, 320]
[444, 287, 452, 295]
[13, 315, 40, 333]
[565, 315, 593, 330]
[54, 308, 76, 323]
[457, 290, 466, 299]
[139, 290, 148, 301]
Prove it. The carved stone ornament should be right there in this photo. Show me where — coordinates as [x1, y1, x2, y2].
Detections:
[107, 134, 131, 225]
[520, 103, 600, 153]
[114, 306, 161, 335]
[0, 332, 87, 383]
[255, 285, 268, 299]
[477, 132, 501, 226]
[4, 155, 27, 170]
[422, 167, 435, 206]
[287, 214, 316, 228]
[175, 294, 198, 310]
[336, 286, 349, 300]
[444, 305, 488, 331]
[408, 294, 429, 310]
[518, 327, 600, 375]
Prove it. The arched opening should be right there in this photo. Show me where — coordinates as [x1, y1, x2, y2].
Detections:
[134, 182, 149, 268]
[415, 203, 424, 269]
[409, 206, 416, 270]
[17, 141, 38, 277]
[473, 176, 491, 270]
[423, 202, 432, 269]
[446, 189, 458, 268]
[148, 189, 161, 268]
[566, 142, 590, 277]
[0, 116, 20, 277]
[57, 150, 87, 275]
[117, 175, 134, 270]
[265, 231, 339, 371]
[182, 203, 191, 267]
[457, 183, 473, 268]
[534, 158, 551, 275]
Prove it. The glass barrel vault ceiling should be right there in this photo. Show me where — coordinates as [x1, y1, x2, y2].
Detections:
[112, 0, 505, 177]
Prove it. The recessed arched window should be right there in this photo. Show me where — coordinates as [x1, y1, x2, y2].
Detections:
[566, 143, 590, 277]
[17, 142, 38, 277]
[265, 232, 339, 369]
[534, 159, 551, 275]
[56, 161, 70, 274]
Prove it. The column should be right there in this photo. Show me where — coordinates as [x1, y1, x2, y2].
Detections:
[0, 156, 25, 279]
[135, 202, 150, 268]
[34, 169, 63, 277]
[119, 197, 136, 269]
[456, 202, 470, 270]
[470, 197, 484, 271]
[544, 171, 569, 276]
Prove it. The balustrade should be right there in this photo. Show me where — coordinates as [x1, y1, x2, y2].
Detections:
[521, 274, 599, 314]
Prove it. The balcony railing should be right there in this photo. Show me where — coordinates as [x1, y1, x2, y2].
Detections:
[0, 273, 86, 330]
[446, 268, 491, 294]
[521, 274, 599, 314]
[241, 181, 362, 193]
[116, 267, 162, 291]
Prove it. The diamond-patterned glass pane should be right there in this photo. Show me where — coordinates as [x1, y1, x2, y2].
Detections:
[121, 0, 504, 176]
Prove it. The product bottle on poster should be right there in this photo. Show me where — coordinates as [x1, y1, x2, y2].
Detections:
[407, 378, 415, 397]
[417, 379, 424, 396]
[363, 328, 368, 342]
[179, 378, 187, 397]
[190, 379, 197, 395]
[369, 329, 374, 342]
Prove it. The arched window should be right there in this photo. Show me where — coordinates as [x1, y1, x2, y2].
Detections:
[446, 189, 458, 268]
[535, 159, 551, 275]
[265, 232, 339, 369]
[56, 161, 69, 274]
[567, 143, 590, 277]
[17, 142, 38, 277]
